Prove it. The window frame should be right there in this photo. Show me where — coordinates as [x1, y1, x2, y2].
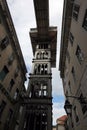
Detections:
[69, 32, 74, 45]
[0, 66, 9, 81]
[0, 100, 6, 118]
[82, 9, 87, 31]
[8, 79, 15, 92]
[8, 53, 15, 65]
[72, 3, 80, 21]
[76, 45, 84, 64]
[0, 36, 9, 50]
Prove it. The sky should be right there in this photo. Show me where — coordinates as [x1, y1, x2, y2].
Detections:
[7, 0, 66, 125]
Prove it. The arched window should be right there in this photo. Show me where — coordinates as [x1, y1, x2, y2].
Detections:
[43, 52, 45, 59]
[44, 52, 48, 59]
[36, 53, 40, 59]
[38, 64, 41, 74]
[45, 64, 48, 74]
[40, 52, 43, 59]
[34, 64, 37, 74]
[41, 64, 44, 74]
[36, 44, 39, 49]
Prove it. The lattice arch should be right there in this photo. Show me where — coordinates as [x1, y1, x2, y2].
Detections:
[34, 64, 48, 74]
[36, 51, 49, 59]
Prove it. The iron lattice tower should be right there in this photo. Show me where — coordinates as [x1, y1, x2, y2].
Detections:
[23, 0, 57, 130]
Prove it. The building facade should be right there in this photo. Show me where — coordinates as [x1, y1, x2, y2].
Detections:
[56, 115, 67, 130]
[59, 0, 87, 130]
[20, 0, 57, 130]
[0, 0, 27, 130]
[52, 125, 56, 130]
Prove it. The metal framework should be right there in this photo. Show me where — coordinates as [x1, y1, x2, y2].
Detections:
[22, 0, 57, 130]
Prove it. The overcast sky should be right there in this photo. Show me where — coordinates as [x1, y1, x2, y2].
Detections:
[7, 0, 66, 125]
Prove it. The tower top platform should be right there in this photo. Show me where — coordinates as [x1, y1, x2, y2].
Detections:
[29, 0, 57, 67]
[30, 27, 57, 68]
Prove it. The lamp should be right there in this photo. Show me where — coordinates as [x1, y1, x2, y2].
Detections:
[64, 100, 72, 115]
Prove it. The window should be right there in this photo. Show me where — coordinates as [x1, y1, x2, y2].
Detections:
[41, 64, 44, 74]
[69, 32, 74, 45]
[72, 4, 80, 21]
[71, 67, 76, 81]
[38, 44, 48, 49]
[34, 64, 48, 75]
[38, 64, 41, 74]
[34, 64, 37, 74]
[36, 44, 39, 49]
[79, 94, 87, 114]
[74, 106, 79, 122]
[82, 9, 87, 31]
[41, 52, 43, 59]
[43, 51, 48, 59]
[0, 66, 9, 81]
[14, 67, 19, 78]
[39, 84, 47, 97]
[44, 64, 48, 74]
[0, 100, 6, 118]
[33, 83, 47, 98]
[36, 52, 40, 59]
[0, 36, 9, 50]
[14, 89, 19, 99]
[8, 53, 15, 65]
[76, 45, 84, 64]
[37, 51, 49, 59]
[8, 79, 15, 92]
[44, 52, 48, 59]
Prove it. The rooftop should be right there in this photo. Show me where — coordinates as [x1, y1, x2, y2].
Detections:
[56, 115, 68, 125]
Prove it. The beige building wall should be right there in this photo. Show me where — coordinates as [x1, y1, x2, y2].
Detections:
[59, 0, 87, 130]
[56, 115, 67, 130]
[56, 125, 65, 130]
[0, 0, 27, 130]
[52, 126, 56, 130]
